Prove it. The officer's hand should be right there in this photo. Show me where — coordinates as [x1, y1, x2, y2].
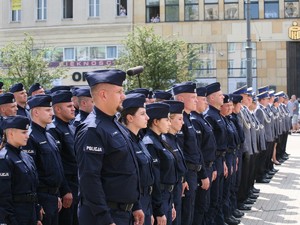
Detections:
[151, 215, 154, 225]
[171, 204, 176, 221]
[231, 165, 233, 175]
[212, 171, 217, 181]
[133, 209, 144, 225]
[109, 223, 116, 225]
[224, 162, 228, 178]
[62, 192, 73, 208]
[39, 207, 45, 221]
[156, 215, 167, 225]
[201, 177, 210, 190]
[37, 221, 42, 225]
[58, 197, 62, 212]
[236, 157, 239, 172]
[181, 181, 189, 197]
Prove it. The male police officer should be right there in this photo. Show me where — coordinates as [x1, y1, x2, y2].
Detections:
[9, 83, 30, 118]
[47, 90, 77, 225]
[23, 95, 67, 225]
[28, 83, 45, 97]
[75, 69, 144, 225]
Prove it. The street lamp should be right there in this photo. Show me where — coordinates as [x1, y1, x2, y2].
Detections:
[245, 0, 253, 87]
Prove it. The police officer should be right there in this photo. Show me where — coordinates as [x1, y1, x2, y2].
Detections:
[153, 90, 173, 102]
[9, 83, 30, 118]
[162, 100, 188, 225]
[72, 87, 94, 128]
[23, 94, 67, 225]
[0, 93, 18, 142]
[47, 90, 77, 225]
[173, 82, 207, 225]
[0, 115, 42, 225]
[143, 102, 177, 225]
[204, 82, 227, 225]
[120, 93, 155, 225]
[75, 69, 144, 225]
[28, 83, 45, 97]
[190, 87, 217, 225]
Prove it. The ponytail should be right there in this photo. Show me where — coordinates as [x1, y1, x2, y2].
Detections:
[0, 131, 7, 150]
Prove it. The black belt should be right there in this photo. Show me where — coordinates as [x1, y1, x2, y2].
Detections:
[216, 151, 226, 157]
[107, 201, 134, 212]
[205, 161, 214, 168]
[227, 148, 236, 154]
[12, 193, 38, 203]
[37, 187, 59, 195]
[141, 186, 153, 195]
[186, 163, 202, 172]
[160, 184, 174, 192]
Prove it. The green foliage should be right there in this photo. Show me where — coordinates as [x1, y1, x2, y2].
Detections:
[0, 34, 67, 90]
[115, 26, 197, 90]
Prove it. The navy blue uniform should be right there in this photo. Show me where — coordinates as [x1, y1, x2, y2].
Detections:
[0, 143, 39, 225]
[130, 130, 154, 225]
[72, 110, 90, 128]
[190, 111, 217, 225]
[16, 105, 30, 119]
[47, 117, 78, 225]
[23, 121, 66, 225]
[143, 129, 177, 225]
[176, 111, 206, 225]
[162, 133, 187, 225]
[75, 107, 140, 225]
[204, 105, 228, 225]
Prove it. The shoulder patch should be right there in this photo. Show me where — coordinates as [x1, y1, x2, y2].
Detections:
[0, 149, 8, 159]
[142, 136, 154, 145]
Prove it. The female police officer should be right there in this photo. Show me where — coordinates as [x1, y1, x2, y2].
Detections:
[0, 115, 42, 225]
[120, 93, 155, 225]
[143, 102, 177, 225]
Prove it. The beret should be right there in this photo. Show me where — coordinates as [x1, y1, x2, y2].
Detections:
[28, 94, 52, 109]
[76, 88, 91, 98]
[0, 93, 15, 105]
[9, 83, 25, 93]
[205, 82, 221, 96]
[50, 85, 71, 93]
[2, 115, 30, 130]
[196, 87, 207, 97]
[28, 83, 43, 96]
[86, 69, 126, 87]
[163, 100, 184, 114]
[122, 93, 146, 110]
[230, 94, 243, 104]
[52, 90, 73, 105]
[153, 90, 172, 100]
[172, 82, 196, 95]
[146, 102, 170, 120]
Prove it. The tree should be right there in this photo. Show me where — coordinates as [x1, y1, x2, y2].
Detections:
[115, 26, 197, 91]
[0, 34, 67, 90]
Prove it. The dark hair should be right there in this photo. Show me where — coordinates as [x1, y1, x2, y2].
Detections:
[120, 107, 140, 125]
[0, 131, 7, 150]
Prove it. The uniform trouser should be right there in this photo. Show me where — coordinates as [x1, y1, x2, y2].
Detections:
[207, 156, 224, 225]
[78, 204, 133, 225]
[237, 152, 250, 204]
[248, 153, 258, 192]
[11, 202, 37, 225]
[172, 180, 183, 225]
[59, 180, 79, 225]
[230, 154, 239, 214]
[266, 142, 275, 171]
[38, 193, 59, 225]
[256, 149, 267, 180]
[181, 170, 197, 225]
[140, 192, 152, 225]
[155, 190, 172, 225]
[192, 166, 213, 225]
[276, 134, 284, 159]
[223, 153, 234, 219]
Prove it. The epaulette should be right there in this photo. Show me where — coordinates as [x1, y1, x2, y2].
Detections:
[0, 148, 8, 159]
[142, 135, 154, 145]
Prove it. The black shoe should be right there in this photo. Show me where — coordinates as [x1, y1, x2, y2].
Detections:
[282, 156, 289, 160]
[263, 174, 273, 179]
[268, 171, 276, 175]
[233, 209, 244, 218]
[278, 159, 284, 163]
[249, 193, 258, 199]
[238, 204, 251, 211]
[225, 216, 240, 225]
[252, 187, 260, 193]
[256, 178, 270, 183]
[271, 168, 279, 173]
[244, 198, 255, 204]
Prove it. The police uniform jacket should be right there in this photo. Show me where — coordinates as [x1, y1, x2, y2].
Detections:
[256, 105, 274, 143]
[47, 117, 77, 196]
[229, 113, 245, 157]
[271, 105, 281, 139]
[224, 116, 240, 153]
[22, 122, 66, 195]
[238, 107, 253, 155]
[16, 105, 30, 119]
[251, 111, 267, 152]
[72, 110, 90, 128]
[190, 111, 217, 168]
[75, 107, 140, 224]
[0, 143, 39, 225]
[143, 129, 177, 217]
[162, 133, 188, 183]
[0, 116, 3, 144]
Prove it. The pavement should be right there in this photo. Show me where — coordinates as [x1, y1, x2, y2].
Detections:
[240, 134, 300, 225]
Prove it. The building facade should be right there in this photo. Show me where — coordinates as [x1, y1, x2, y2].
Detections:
[1, 0, 300, 95]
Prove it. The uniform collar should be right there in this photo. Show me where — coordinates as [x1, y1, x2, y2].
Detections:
[32, 121, 47, 133]
[6, 143, 22, 155]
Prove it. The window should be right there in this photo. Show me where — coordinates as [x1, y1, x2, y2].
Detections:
[165, 0, 179, 22]
[63, 0, 73, 19]
[64, 48, 75, 61]
[90, 47, 106, 60]
[146, 0, 160, 23]
[204, 0, 219, 20]
[188, 43, 217, 79]
[89, 0, 99, 17]
[107, 46, 117, 59]
[244, 0, 259, 19]
[264, 0, 279, 18]
[11, 10, 21, 22]
[117, 0, 127, 16]
[285, 0, 299, 18]
[185, 0, 199, 21]
[224, 0, 238, 20]
[228, 59, 234, 76]
[77, 47, 89, 61]
[37, 0, 47, 20]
